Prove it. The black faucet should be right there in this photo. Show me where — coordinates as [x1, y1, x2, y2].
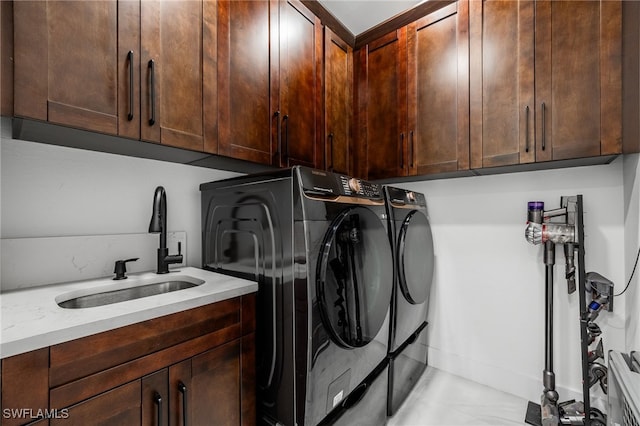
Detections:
[149, 186, 183, 274]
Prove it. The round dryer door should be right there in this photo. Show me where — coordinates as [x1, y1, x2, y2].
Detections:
[397, 210, 434, 304]
[317, 206, 393, 348]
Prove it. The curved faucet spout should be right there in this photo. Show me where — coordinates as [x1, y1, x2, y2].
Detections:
[149, 186, 182, 274]
[149, 186, 167, 249]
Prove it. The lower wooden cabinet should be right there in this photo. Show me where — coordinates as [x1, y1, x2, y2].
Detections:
[1, 295, 256, 426]
[55, 381, 142, 426]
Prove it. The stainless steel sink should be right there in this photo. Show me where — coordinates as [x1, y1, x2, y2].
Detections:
[57, 276, 204, 309]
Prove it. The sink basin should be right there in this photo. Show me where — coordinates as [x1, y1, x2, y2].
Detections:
[56, 275, 205, 309]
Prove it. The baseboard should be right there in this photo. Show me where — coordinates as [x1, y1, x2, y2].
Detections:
[427, 346, 584, 404]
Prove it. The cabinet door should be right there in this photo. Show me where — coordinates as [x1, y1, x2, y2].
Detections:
[357, 28, 408, 180]
[278, 0, 322, 168]
[408, 1, 469, 175]
[217, 0, 277, 164]
[143, 370, 169, 426]
[52, 381, 141, 426]
[169, 340, 241, 426]
[1, 348, 49, 426]
[13, 0, 140, 139]
[469, 0, 535, 168]
[324, 28, 353, 175]
[141, 0, 216, 152]
[535, 0, 622, 161]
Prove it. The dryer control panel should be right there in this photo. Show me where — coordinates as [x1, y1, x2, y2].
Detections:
[385, 186, 427, 208]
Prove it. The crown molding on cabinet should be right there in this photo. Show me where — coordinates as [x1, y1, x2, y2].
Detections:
[301, 0, 456, 50]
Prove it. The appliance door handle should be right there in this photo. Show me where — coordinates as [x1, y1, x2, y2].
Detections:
[127, 51, 134, 121]
[148, 59, 156, 126]
[178, 381, 188, 426]
[153, 392, 162, 426]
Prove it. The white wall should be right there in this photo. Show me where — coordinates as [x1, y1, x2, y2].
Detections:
[0, 118, 241, 289]
[389, 159, 629, 405]
[623, 154, 640, 352]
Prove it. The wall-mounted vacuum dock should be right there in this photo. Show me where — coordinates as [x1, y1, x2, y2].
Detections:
[524, 195, 613, 426]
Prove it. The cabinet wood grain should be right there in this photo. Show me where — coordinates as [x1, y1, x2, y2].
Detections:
[469, 0, 535, 169]
[356, 29, 408, 180]
[140, 0, 216, 151]
[534, 0, 621, 161]
[408, 1, 469, 175]
[278, 0, 323, 168]
[14, 1, 128, 136]
[324, 28, 353, 175]
[1, 348, 49, 426]
[217, 0, 276, 164]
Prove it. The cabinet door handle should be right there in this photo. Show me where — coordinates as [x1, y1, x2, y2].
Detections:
[178, 381, 188, 426]
[153, 392, 162, 426]
[541, 102, 546, 151]
[127, 51, 134, 121]
[274, 111, 281, 161]
[148, 59, 156, 126]
[409, 130, 414, 168]
[525, 106, 530, 153]
[399, 133, 405, 169]
[283, 114, 289, 167]
[328, 132, 334, 171]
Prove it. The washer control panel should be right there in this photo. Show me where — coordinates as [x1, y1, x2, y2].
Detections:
[340, 176, 380, 198]
[298, 167, 382, 200]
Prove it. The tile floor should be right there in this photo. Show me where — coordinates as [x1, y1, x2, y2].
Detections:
[388, 367, 529, 426]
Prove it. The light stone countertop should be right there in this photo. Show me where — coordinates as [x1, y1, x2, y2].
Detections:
[0, 267, 258, 359]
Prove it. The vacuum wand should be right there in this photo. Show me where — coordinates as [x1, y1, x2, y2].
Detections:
[525, 200, 578, 425]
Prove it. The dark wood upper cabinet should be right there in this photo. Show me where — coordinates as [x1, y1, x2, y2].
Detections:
[13, 0, 216, 153]
[469, 0, 535, 169]
[324, 27, 353, 175]
[356, 29, 408, 180]
[408, 1, 469, 175]
[217, 0, 275, 164]
[140, 0, 217, 152]
[13, 1, 139, 139]
[217, 0, 321, 168]
[470, 0, 621, 169]
[277, 0, 323, 168]
[534, 0, 621, 161]
[357, 0, 469, 180]
[11, 0, 626, 174]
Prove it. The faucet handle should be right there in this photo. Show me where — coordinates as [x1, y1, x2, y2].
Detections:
[113, 258, 139, 280]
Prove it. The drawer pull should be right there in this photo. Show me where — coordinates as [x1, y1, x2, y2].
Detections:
[154, 392, 162, 426]
[148, 59, 156, 126]
[178, 381, 189, 426]
[127, 51, 134, 121]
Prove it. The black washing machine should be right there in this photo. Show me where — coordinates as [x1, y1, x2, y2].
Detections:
[384, 186, 435, 417]
[201, 167, 393, 425]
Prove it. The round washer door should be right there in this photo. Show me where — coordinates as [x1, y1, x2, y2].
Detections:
[317, 206, 393, 348]
[397, 210, 435, 304]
